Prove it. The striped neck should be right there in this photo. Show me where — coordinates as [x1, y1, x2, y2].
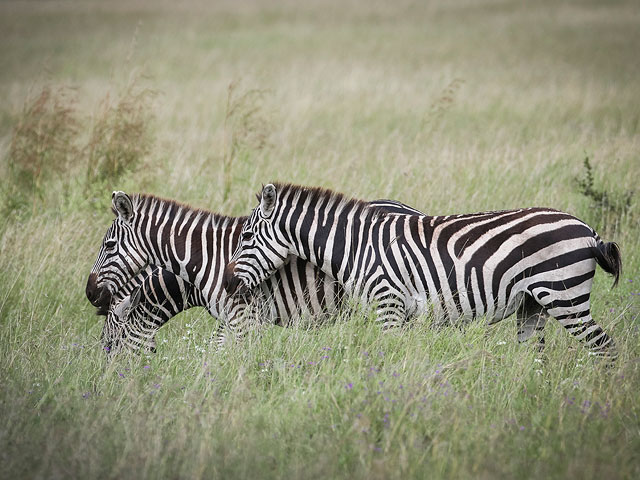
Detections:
[130, 194, 245, 296]
[271, 184, 383, 287]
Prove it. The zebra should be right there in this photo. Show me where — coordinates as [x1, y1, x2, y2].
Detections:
[223, 183, 622, 360]
[100, 266, 205, 355]
[101, 258, 341, 355]
[87, 194, 425, 352]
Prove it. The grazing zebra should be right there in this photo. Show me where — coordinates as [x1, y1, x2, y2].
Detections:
[101, 266, 205, 355]
[101, 258, 342, 355]
[87, 194, 424, 352]
[223, 183, 621, 360]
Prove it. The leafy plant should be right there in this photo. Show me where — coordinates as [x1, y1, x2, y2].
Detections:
[575, 155, 634, 234]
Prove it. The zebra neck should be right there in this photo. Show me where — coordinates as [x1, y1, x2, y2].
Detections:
[279, 199, 380, 289]
[133, 200, 244, 301]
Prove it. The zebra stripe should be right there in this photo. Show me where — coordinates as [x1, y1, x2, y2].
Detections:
[88, 195, 425, 353]
[224, 183, 621, 360]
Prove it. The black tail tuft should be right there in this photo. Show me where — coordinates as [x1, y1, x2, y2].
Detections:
[594, 241, 622, 288]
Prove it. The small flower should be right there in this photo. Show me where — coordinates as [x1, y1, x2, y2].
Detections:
[346, 383, 353, 390]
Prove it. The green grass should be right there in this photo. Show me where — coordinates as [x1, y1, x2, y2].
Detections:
[1, 0, 639, 478]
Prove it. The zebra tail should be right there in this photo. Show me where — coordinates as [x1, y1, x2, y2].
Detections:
[593, 240, 622, 288]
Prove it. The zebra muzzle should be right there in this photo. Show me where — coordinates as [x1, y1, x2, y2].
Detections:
[222, 262, 249, 296]
[86, 273, 113, 314]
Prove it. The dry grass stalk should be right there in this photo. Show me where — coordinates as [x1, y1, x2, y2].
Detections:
[6, 85, 79, 214]
[85, 72, 156, 186]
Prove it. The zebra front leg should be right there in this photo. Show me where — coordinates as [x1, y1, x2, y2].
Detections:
[218, 294, 268, 349]
[213, 322, 229, 350]
[372, 291, 407, 330]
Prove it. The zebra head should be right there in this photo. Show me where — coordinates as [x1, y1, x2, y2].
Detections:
[86, 191, 149, 314]
[223, 184, 290, 296]
[101, 288, 157, 356]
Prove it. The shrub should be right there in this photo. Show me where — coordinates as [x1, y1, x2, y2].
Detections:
[4, 85, 79, 215]
[85, 72, 156, 187]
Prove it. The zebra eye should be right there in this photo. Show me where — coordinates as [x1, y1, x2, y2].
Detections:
[242, 231, 254, 242]
[105, 240, 117, 250]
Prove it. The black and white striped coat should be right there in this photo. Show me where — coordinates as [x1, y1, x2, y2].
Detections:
[224, 183, 621, 359]
[87, 195, 424, 353]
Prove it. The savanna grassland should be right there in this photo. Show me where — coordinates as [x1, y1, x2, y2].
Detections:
[1, 0, 639, 478]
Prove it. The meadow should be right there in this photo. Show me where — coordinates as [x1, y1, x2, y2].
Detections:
[1, 0, 639, 478]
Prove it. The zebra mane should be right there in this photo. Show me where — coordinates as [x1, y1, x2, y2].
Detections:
[268, 182, 389, 219]
[131, 193, 248, 227]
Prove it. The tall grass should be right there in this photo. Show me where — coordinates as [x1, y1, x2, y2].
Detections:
[0, 0, 639, 478]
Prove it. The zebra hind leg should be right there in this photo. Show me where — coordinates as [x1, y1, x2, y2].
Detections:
[516, 294, 548, 352]
[532, 288, 617, 362]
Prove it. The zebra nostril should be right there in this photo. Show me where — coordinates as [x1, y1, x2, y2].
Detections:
[224, 274, 240, 295]
[86, 273, 98, 302]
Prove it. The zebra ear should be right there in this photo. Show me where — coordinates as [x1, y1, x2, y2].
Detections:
[260, 184, 277, 217]
[128, 288, 141, 312]
[112, 191, 134, 223]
